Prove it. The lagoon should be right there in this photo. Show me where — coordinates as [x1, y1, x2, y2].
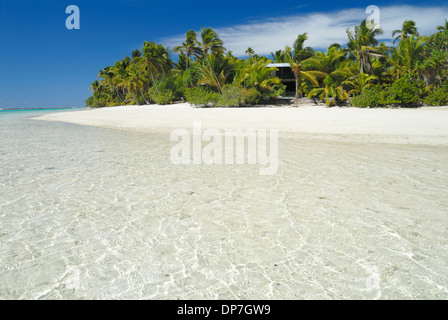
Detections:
[0, 109, 447, 299]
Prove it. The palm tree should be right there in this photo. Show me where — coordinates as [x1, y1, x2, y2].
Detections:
[197, 54, 233, 92]
[88, 80, 109, 107]
[129, 61, 150, 104]
[392, 20, 419, 44]
[109, 59, 134, 104]
[284, 46, 325, 98]
[97, 67, 116, 102]
[417, 30, 448, 86]
[245, 47, 255, 57]
[347, 19, 384, 74]
[437, 19, 448, 32]
[89, 80, 104, 100]
[342, 73, 378, 95]
[109, 59, 132, 104]
[390, 36, 427, 78]
[282, 33, 332, 98]
[90, 80, 101, 95]
[270, 50, 287, 63]
[235, 59, 281, 92]
[308, 75, 349, 106]
[196, 27, 226, 94]
[292, 33, 314, 62]
[174, 52, 188, 71]
[304, 46, 354, 80]
[328, 43, 342, 50]
[123, 71, 140, 104]
[132, 49, 142, 58]
[137, 41, 172, 95]
[173, 30, 202, 69]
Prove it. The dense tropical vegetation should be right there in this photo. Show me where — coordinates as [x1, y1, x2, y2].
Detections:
[86, 19, 448, 108]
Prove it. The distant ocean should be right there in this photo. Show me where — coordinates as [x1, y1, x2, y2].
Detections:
[0, 107, 84, 111]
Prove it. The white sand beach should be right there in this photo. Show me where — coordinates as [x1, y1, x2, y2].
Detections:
[35, 103, 448, 145]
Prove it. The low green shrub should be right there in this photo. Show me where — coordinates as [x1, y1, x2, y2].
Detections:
[150, 89, 175, 105]
[257, 83, 286, 102]
[155, 75, 187, 101]
[242, 87, 262, 104]
[85, 96, 107, 108]
[350, 75, 422, 107]
[349, 85, 383, 107]
[184, 86, 221, 107]
[386, 75, 421, 105]
[185, 83, 284, 107]
[217, 84, 246, 107]
[423, 86, 448, 106]
[273, 83, 287, 98]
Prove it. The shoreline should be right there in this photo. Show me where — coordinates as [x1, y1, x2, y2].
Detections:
[33, 103, 448, 146]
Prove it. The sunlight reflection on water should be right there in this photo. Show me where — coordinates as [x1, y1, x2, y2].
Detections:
[0, 111, 447, 299]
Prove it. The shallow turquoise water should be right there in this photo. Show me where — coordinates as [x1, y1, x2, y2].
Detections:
[0, 111, 447, 299]
[0, 108, 85, 112]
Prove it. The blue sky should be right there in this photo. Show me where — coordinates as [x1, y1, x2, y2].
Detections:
[0, 0, 446, 108]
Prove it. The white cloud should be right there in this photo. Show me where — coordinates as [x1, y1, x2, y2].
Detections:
[161, 5, 448, 57]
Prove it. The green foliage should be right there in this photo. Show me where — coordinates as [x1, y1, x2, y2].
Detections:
[417, 30, 448, 86]
[197, 54, 234, 92]
[182, 66, 202, 88]
[234, 58, 284, 99]
[426, 30, 448, 51]
[292, 33, 314, 62]
[85, 96, 107, 108]
[346, 19, 384, 74]
[392, 20, 419, 44]
[343, 72, 378, 95]
[184, 86, 221, 107]
[351, 75, 423, 107]
[350, 85, 385, 107]
[270, 50, 287, 63]
[308, 75, 349, 106]
[386, 75, 422, 105]
[242, 87, 262, 104]
[423, 86, 448, 106]
[173, 30, 202, 70]
[216, 83, 281, 107]
[271, 83, 286, 99]
[185, 83, 272, 107]
[150, 88, 175, 105]
[151, 74, 186, 101]
[217, 84, 246, 107]
[391, 36, 427, 78]
[86, 21, 448, 109]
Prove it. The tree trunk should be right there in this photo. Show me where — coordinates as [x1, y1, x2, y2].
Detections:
[130, 90, 139, 105]
[115, 87, 125, 104]
[295, 77, 299, 98]
[293, 67, 301, 98]
[151, 73, 161, 95]
[360, 52, 374, 75]
[138, 86, 149, 104]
